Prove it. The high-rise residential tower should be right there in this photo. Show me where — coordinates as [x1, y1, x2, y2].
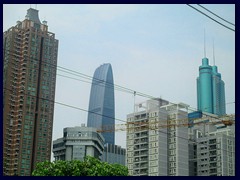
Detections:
[197, 58, 226, 116]
[126, 98, 189, 176]
[87, 63, 115, 145]
[3, 8, 58, 175]
[188, 114, 235, 176]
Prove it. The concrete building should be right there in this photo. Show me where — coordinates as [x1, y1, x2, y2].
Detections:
[3, 8, 58, 175]
[188, 113, 235, 176]
[197, 57, 226, 116]
[126, 98, 189, 176]
[101, 143, 126, 166]
[52, 125, 104, 161]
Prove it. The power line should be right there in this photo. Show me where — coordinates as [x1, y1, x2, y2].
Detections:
[4, 67, 235, 154]
[4, 49, 235, 148]
[3, 87, 235, 155]
[4, 87, 125, 123]
[4, 48, 235, 120]
[3, 48, 152, 99]
[186, 4, 235, 32]
[197, 4, 235, 26]
[57, 72, 235, 115]
[4, 85, 234, 129]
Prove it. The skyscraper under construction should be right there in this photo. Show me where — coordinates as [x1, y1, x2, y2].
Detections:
[3, 8, 58, 175]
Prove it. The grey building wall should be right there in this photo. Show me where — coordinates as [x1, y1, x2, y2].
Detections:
[188, 115, 235, 176]
[101, 143, 126, 166]
[53, 125, 104, 161]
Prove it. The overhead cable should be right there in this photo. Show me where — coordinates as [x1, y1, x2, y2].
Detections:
[186, 4, 235, 32]
[3, 48, 235, 120]
[3, 87, 235, 155]
[197, 4, 235, 26]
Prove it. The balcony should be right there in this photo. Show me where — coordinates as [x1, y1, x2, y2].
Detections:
[209, 157, 217, 162]
[140, 157, 148, 162]
[134, 152, 140, 156]
[139, 151, 148, 156]
[137, 140, 148, 144]
[133, 158, 140, 162]
[209, 152, 217, 157]
[139, 164, 148, 169]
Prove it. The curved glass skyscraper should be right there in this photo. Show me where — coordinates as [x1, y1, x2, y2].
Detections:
[87, 63, 115, 145]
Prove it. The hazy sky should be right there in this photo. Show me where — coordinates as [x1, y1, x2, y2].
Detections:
[3, 4, 235, 159]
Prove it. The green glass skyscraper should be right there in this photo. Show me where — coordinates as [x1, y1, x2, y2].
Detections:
[197, 58, 226, 116]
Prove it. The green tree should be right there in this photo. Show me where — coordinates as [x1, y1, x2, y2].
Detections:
[32, 156, 128, 176]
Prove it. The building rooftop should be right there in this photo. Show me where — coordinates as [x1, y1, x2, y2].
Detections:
[25, 8, 41, 24]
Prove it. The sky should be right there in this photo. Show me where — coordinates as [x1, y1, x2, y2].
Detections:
[3, 4, 235, 160]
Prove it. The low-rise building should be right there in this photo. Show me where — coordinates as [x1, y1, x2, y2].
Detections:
[101, 143, 126, 166]
[52, 124, 104, 161]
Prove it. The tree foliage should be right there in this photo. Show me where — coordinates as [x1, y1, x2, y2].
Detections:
[32, 156, 128, 176]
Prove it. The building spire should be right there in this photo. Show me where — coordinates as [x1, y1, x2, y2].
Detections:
[213, 38, 215, 66]
[30, 4, 37, 10]
[204, 29, 206, 58]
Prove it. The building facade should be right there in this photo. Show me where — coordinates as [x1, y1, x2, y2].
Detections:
[101, 143, 126, 166]
[197, 57, 226, 116]
[188, 116, 235, 176]
[87, 63, 115, 145]
[3, 8, 58, 175]
[53, 125, 105, 161]
[126, 98, 189, 176]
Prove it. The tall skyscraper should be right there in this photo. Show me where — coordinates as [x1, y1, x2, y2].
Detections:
[197, 58, 226, 116]
[3, 8, 58, 175]
[87, 63, 115, 145]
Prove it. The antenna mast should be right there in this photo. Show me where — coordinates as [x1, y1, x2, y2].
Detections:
[213, 39, 215, 66]
[133, 91, 136, 113]
[204, 29, 206, 58]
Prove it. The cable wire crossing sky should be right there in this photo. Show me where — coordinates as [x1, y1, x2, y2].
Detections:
[3, 4, 235, 151]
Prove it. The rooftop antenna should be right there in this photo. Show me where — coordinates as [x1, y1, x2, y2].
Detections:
[133, 91, 136, 113]
[35, 4, 37, 10]
[213, 38, 215, 66]
[30, 4, 32, 8]
[204, 29, 206, 58]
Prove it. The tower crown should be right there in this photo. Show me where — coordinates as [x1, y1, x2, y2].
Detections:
[212, 66, 218, 73]
[26, 8, 41, 24]
[202, 58, 209, 66]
